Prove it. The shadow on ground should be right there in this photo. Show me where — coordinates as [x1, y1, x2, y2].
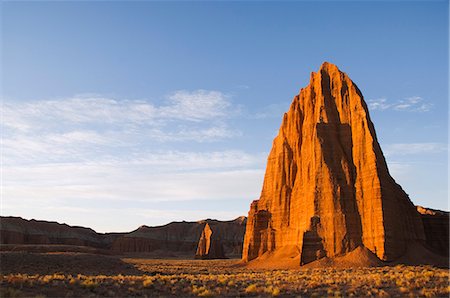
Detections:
[1, 252, 142, 275]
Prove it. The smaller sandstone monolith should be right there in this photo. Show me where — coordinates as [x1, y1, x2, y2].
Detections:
[195, 223, 225, 259]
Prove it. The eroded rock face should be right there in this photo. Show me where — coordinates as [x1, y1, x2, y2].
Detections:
[417, 206, 449, 256]
[242, 62, 426, 265]
[111, 217, 246, 257]
[195, 223, 225, 259]
[1, 216, 247, 258]
[0, 216, 115, 249]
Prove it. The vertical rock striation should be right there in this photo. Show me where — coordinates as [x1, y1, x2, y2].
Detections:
[242, 62, 426, 265]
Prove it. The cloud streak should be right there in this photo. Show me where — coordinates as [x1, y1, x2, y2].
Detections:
[3, 90, 237, 131]
[162, 90, 232, 121]
[367, 96, 432, 112]
[2, 91, 265, 230]
[3, 162, 264, 203]
[2, 90, 242, 164]
[383, 142, 447, 157]
[3, 156, 265, 231]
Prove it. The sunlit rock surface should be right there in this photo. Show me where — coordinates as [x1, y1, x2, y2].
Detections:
[242, 62, 431, 266]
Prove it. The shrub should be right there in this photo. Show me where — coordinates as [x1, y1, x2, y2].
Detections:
[81, 279, 98, 290]
[142, 278, 153, 288]
[271, 287, 280, 296]
[245, 284, 258, 294]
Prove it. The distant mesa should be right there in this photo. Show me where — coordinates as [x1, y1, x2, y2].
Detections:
[0, 216, 116, 251]
[242, 62, 449, 268]
[111, 217, 246, 258]
[0, 216, 247, 259]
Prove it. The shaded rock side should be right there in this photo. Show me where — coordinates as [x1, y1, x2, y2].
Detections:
[417, 206, 449, 256]
[111, 222, 201, 254]
[111, 217, 246, 257]
[0, 216, 119, 249]
[195, 223, 226, 259]
[1, 216, 247, 258]
[242, 62, 426, 265]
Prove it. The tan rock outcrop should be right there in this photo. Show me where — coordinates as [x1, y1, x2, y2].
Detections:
[242, 62, 427, 266]
[195, 223, 226, 259]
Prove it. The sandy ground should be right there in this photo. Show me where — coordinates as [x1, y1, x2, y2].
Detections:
[1, 251, 449, 297]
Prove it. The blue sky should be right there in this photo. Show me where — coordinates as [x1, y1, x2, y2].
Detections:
[1, 1, 448, 232]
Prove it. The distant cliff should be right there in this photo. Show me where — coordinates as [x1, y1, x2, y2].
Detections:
[0, 216, 246, 258]
[0, 216, 118, 249]
[111, 217, 246, 258]
[417, 206, 449, 256]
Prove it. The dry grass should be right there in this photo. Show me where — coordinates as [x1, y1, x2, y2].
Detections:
[1, 256, 449, 297]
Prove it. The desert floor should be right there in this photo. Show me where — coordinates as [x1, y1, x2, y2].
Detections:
[1, 251, 449, 297]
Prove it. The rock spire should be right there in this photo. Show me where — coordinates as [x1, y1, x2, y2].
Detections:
[242, 62, 426, 265]
[195, 223, 225, 259]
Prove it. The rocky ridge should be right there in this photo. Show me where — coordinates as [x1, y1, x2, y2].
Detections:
[0, 216, 246, 258]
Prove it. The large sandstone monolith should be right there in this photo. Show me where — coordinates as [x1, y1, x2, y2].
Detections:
[242, 62, 426, 266]
[195, 223, 225, 259]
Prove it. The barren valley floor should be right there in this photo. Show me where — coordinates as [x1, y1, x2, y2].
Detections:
[1, 251, 449, 297]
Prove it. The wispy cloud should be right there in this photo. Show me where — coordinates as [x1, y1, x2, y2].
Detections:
[383, 142, 447, 157]
[367, 96, 432, 112]
[2, 90, 265, 230]
[386, 162, 413, 180]
[250, 103, 290, 119]
[2, 90, 243, 165]
[3, 157, 265, 230]
[3, 90, 236, 132]
[3, 160, 264, 203]
[162, 90, 232, 121]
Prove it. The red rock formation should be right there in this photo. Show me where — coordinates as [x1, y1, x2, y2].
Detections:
[242, 62, 427, 266]
[0, 216, 116, 249]
[1, 216, 247, 258]
[111, 217, 246, 257]
[195, 223, 225, 259]
[111, 222, 201, 255]
[417, 206, 449, 256]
